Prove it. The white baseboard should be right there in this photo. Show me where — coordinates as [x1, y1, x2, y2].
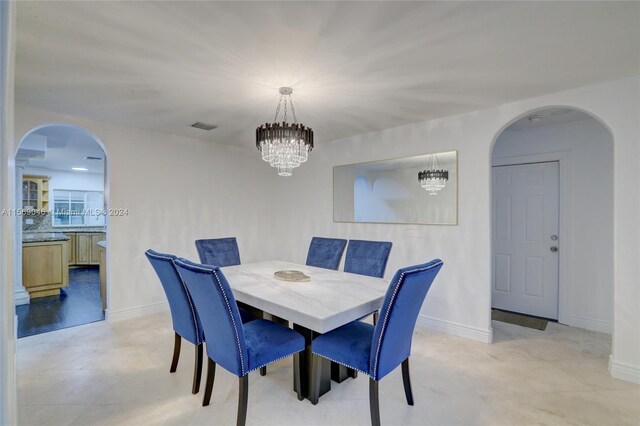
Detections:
[108, 301, 169, 322]
[417, 314, 493, 343]
[566, 315, 612, 334]
[609, 356, 640, 384]
[13, 288, 29, 306]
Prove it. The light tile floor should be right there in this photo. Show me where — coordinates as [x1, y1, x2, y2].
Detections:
[17, 312, 640, 425]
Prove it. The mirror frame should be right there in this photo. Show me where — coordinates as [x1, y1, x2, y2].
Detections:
[333, 150, 458, 225]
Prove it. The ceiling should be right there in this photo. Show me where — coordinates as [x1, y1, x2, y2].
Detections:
[15, 1, 640, 148]
[17, 125, 105, 174]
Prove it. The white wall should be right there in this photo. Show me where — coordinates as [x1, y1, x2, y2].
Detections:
[493, 118, 613, 332]
[13, 105, 280, 320]
[267, 77, 640, 382]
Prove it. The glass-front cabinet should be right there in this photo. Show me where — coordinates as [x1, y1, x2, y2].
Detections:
[22, 175, 50, 210]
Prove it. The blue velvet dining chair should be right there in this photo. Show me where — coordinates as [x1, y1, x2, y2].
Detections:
[310, 259, 444, 426]
[345, 239, 392, 325]
[145, 249, 206, 395]
[305, 237, 348, 270]
[145, 249, 254, 395]
[174, 258, 306, 426]
[344, 239, 392, 278]
[195, 237, 241, 267]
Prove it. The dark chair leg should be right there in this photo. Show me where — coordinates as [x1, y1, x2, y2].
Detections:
[401, 358, 414, 406]
[369, 378, 381, 426]
[293, 352, 303, 401]
[170, 332, 181, 373]
[373, 311, 379, 325]
[202, 358, 216, 406]
[237, 375, 249, 426]
[192, 343, 203, 394]
[309, 353, 322, 405]
[260, 366, 267, 376]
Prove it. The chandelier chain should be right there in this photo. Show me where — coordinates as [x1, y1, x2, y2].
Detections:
[273, 94, 284, 123]
[283, 95, 288, 122]
[289, 96, 298, 123]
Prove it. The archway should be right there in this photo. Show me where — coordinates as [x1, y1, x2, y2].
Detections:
[490, 106, 614, 338]
[14, 123, 109, 337]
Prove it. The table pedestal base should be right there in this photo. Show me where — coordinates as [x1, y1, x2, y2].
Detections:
[293, 323, 331, 401]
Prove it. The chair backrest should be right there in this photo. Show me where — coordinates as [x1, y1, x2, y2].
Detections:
[195, 237, 241, 267]
[369, 259, 443, 380]
[305, 237, 348, 270]
[174, 257, 248, 377]
[344, 240, 393, 278]
[145, 249, 204, 345]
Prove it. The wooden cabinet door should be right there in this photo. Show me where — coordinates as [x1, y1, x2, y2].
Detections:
[90, 234, 103, 264]
[64, 233, 76, 265]
[76, 234, 91, 264]
[23, 244, 63, 287]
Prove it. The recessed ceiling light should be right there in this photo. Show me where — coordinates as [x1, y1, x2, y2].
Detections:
[72, 167, 88, 171]
[550, 108, 572, 116]
[527, 114, 542, 122]
[191, 122, 218, 131]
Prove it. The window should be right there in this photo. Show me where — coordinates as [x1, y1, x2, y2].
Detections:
[53, 190, 105, 227]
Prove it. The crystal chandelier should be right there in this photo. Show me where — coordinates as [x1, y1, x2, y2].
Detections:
[418, 154, 449, 195]
[256, 87, 314, 176]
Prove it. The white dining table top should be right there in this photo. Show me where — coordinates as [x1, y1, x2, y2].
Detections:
[222, 260, 388, 334]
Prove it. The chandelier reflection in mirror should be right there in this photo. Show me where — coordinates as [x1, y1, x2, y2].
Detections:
[418, 154, 449, 195]
[256, 87, 314, 176]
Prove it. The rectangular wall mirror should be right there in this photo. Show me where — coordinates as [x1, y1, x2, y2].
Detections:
[333, 150, 457, 225]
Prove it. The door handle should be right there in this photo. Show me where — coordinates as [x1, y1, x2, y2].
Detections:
[550, 246, 558, 253]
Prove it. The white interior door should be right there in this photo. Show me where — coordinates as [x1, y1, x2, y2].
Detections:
[492, 161, 559, 319]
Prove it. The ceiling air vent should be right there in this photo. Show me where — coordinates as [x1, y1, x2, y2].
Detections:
[85, 156, 103, 161]
[191, 122, 218, 131]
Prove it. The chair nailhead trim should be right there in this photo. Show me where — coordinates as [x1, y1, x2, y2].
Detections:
[212, 269, 246, 377]
[311, 351, 370, 376]
[248, 349, 304, 375]
[372, 261, 443, 379]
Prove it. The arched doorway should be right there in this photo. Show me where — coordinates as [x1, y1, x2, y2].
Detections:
[490, 107, 614, 335]
[14, 124, 109, 337]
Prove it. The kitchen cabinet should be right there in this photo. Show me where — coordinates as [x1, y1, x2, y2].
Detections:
[22, 174, 50, 210]
[76, 233, 92, 264]
[65, 232, 105, 266]
[64, 233, 76, 264]
[91, 234, 102, 264]
[22, 240, 69, 298]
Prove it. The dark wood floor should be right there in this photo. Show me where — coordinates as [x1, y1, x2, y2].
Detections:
[17, 267, 105, 338]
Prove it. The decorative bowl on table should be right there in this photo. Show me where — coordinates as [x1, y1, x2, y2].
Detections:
[274, 270, 310, 282]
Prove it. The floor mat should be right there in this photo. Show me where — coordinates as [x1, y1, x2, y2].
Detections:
[491, 309, 548, 331]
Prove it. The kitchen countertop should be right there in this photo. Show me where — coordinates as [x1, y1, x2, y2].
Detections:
[23, 232, 71, 243]
[50, 227, 107, 233]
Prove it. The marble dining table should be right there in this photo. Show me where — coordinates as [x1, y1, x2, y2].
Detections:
[222, 260, 388, 402]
